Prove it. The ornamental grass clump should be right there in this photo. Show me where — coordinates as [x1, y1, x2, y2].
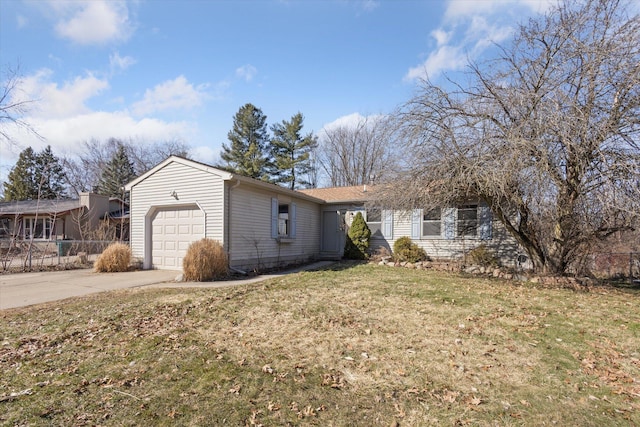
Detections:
[183, 238, 228, 281]
[94, 243, 131, 272]
[393, 236, 428, 263]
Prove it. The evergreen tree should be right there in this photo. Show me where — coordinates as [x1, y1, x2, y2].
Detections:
[35, 145, 67, 199]
[3, 146, 67, 201]
[96, 143, 136, 199]
[343, 212, 371, 260]
[219, 103, 271, 180]
[3, 147, 37, 201]
[269, 112, 318, 190]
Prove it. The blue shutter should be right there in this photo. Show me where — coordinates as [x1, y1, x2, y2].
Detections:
[290, 203, 297, 238]
[382, 210, 393, 239]
[479, 205, 492, 240]
[411, 209, 421, 239]
[271, 198, 278, 239]
[443, 207, 456, 240]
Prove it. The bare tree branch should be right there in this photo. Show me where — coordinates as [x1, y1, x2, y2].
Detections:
[386, 0, 640, 275]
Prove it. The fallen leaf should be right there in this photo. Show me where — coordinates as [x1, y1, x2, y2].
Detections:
[469, 396, 482, 406]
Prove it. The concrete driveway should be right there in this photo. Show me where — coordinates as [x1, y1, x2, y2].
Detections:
[0, 269, 180, 310]
[0, 261, 335, 310]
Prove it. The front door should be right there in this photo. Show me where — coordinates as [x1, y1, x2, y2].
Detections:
[321, 210, 344, 257]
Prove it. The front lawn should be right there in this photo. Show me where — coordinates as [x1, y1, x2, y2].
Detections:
[1, 263, 639, 426]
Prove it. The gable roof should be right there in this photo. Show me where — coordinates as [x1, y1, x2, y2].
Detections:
[124, 155, 233, 190]
[0, 199, 82, 216]
[125, 156, 326, 203]
[297, 185, 374, 203]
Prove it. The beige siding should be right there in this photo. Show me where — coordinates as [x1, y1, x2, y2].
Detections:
[228, 184, 320, 270]
[371, 210, 522, 266]
[129, 161, 226, 268]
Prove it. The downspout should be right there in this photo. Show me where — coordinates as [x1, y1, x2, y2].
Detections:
[228, 179, 246, 275]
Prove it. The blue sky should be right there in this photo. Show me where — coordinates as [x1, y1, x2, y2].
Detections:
[0, 0, 554, 183]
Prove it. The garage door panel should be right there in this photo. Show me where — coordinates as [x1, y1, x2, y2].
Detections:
[151, 206, 204, 269]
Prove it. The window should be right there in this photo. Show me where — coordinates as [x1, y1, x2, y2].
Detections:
[0, 218, 9, 237]
[278, 204, 289, 236]
[24, 217, 53, 240]
[457, 205, 478, 237]
[422, 208, 441, 237]
[366, 208, 382, 238]
[412, 205, 491, 240]
[271, 198, 296, 239]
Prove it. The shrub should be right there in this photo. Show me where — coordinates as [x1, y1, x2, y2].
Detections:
[393, 236, 428, 263]
[343, 235, 366, 260]
[183, 238, 228, 281]
[344, 212, 371, 260]
[94, 243, 131, 273]
[466, 244, 499, 267]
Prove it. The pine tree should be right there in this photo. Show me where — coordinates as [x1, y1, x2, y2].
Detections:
[269, 112, 318, 190]
[3, 146, 67, 201]
[96, 143, 136, 199]
[35, 145, 67, 199]
[219, 103, 271, 180]
[3, 147, 37, 201]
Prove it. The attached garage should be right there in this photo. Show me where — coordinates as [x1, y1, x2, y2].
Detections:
[125, 156, 323, 272]
[150, 205, 204, 269]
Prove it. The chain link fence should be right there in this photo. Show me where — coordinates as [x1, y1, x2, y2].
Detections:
[1, 240, 127, 272]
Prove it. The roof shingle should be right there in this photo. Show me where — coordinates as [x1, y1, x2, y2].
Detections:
[298, 185, 374, 203]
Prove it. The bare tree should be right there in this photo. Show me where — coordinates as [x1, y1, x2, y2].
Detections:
[318, 115, 397, 187]
[64, 138, 191, 197]
[388, 0, 640, 275]
[126, 138, 190, 174]
[0, 64, 42, 146]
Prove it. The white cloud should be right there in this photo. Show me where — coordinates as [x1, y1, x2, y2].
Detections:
[38, 112, 189, 152]
[109, 51, 136, 73]
[444, 0, 500, 21]
[431, 29, 451, 46]
[51, 0, 133, 45]
[190, 145, 218, 166]
[405, 44, 467, 81]
[0, 111, 194, 184]
[16, 69, 109, 119]
[405, 0, 552, 82]
[321, 113, 384, 134]
[467, 15, 513, 51]
[0, 69, 198, 183]
[235, 64, 257, 82]
[444, 0, 553, 21]
[131, 76, 208, 116]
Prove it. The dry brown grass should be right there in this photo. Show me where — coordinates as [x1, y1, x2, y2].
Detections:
[1, 263, 639, 426]
[182, 238, 228, 281]
[93, 242, 131, 272]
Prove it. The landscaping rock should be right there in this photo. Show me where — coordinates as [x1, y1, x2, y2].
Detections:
[464, 265, 480, 274]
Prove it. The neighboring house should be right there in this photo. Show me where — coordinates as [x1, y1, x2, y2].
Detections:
[0, 193, 129, 244]
[126, 156, 524, 271]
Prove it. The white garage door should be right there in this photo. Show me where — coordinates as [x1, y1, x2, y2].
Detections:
[151, 206, 204, 269]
